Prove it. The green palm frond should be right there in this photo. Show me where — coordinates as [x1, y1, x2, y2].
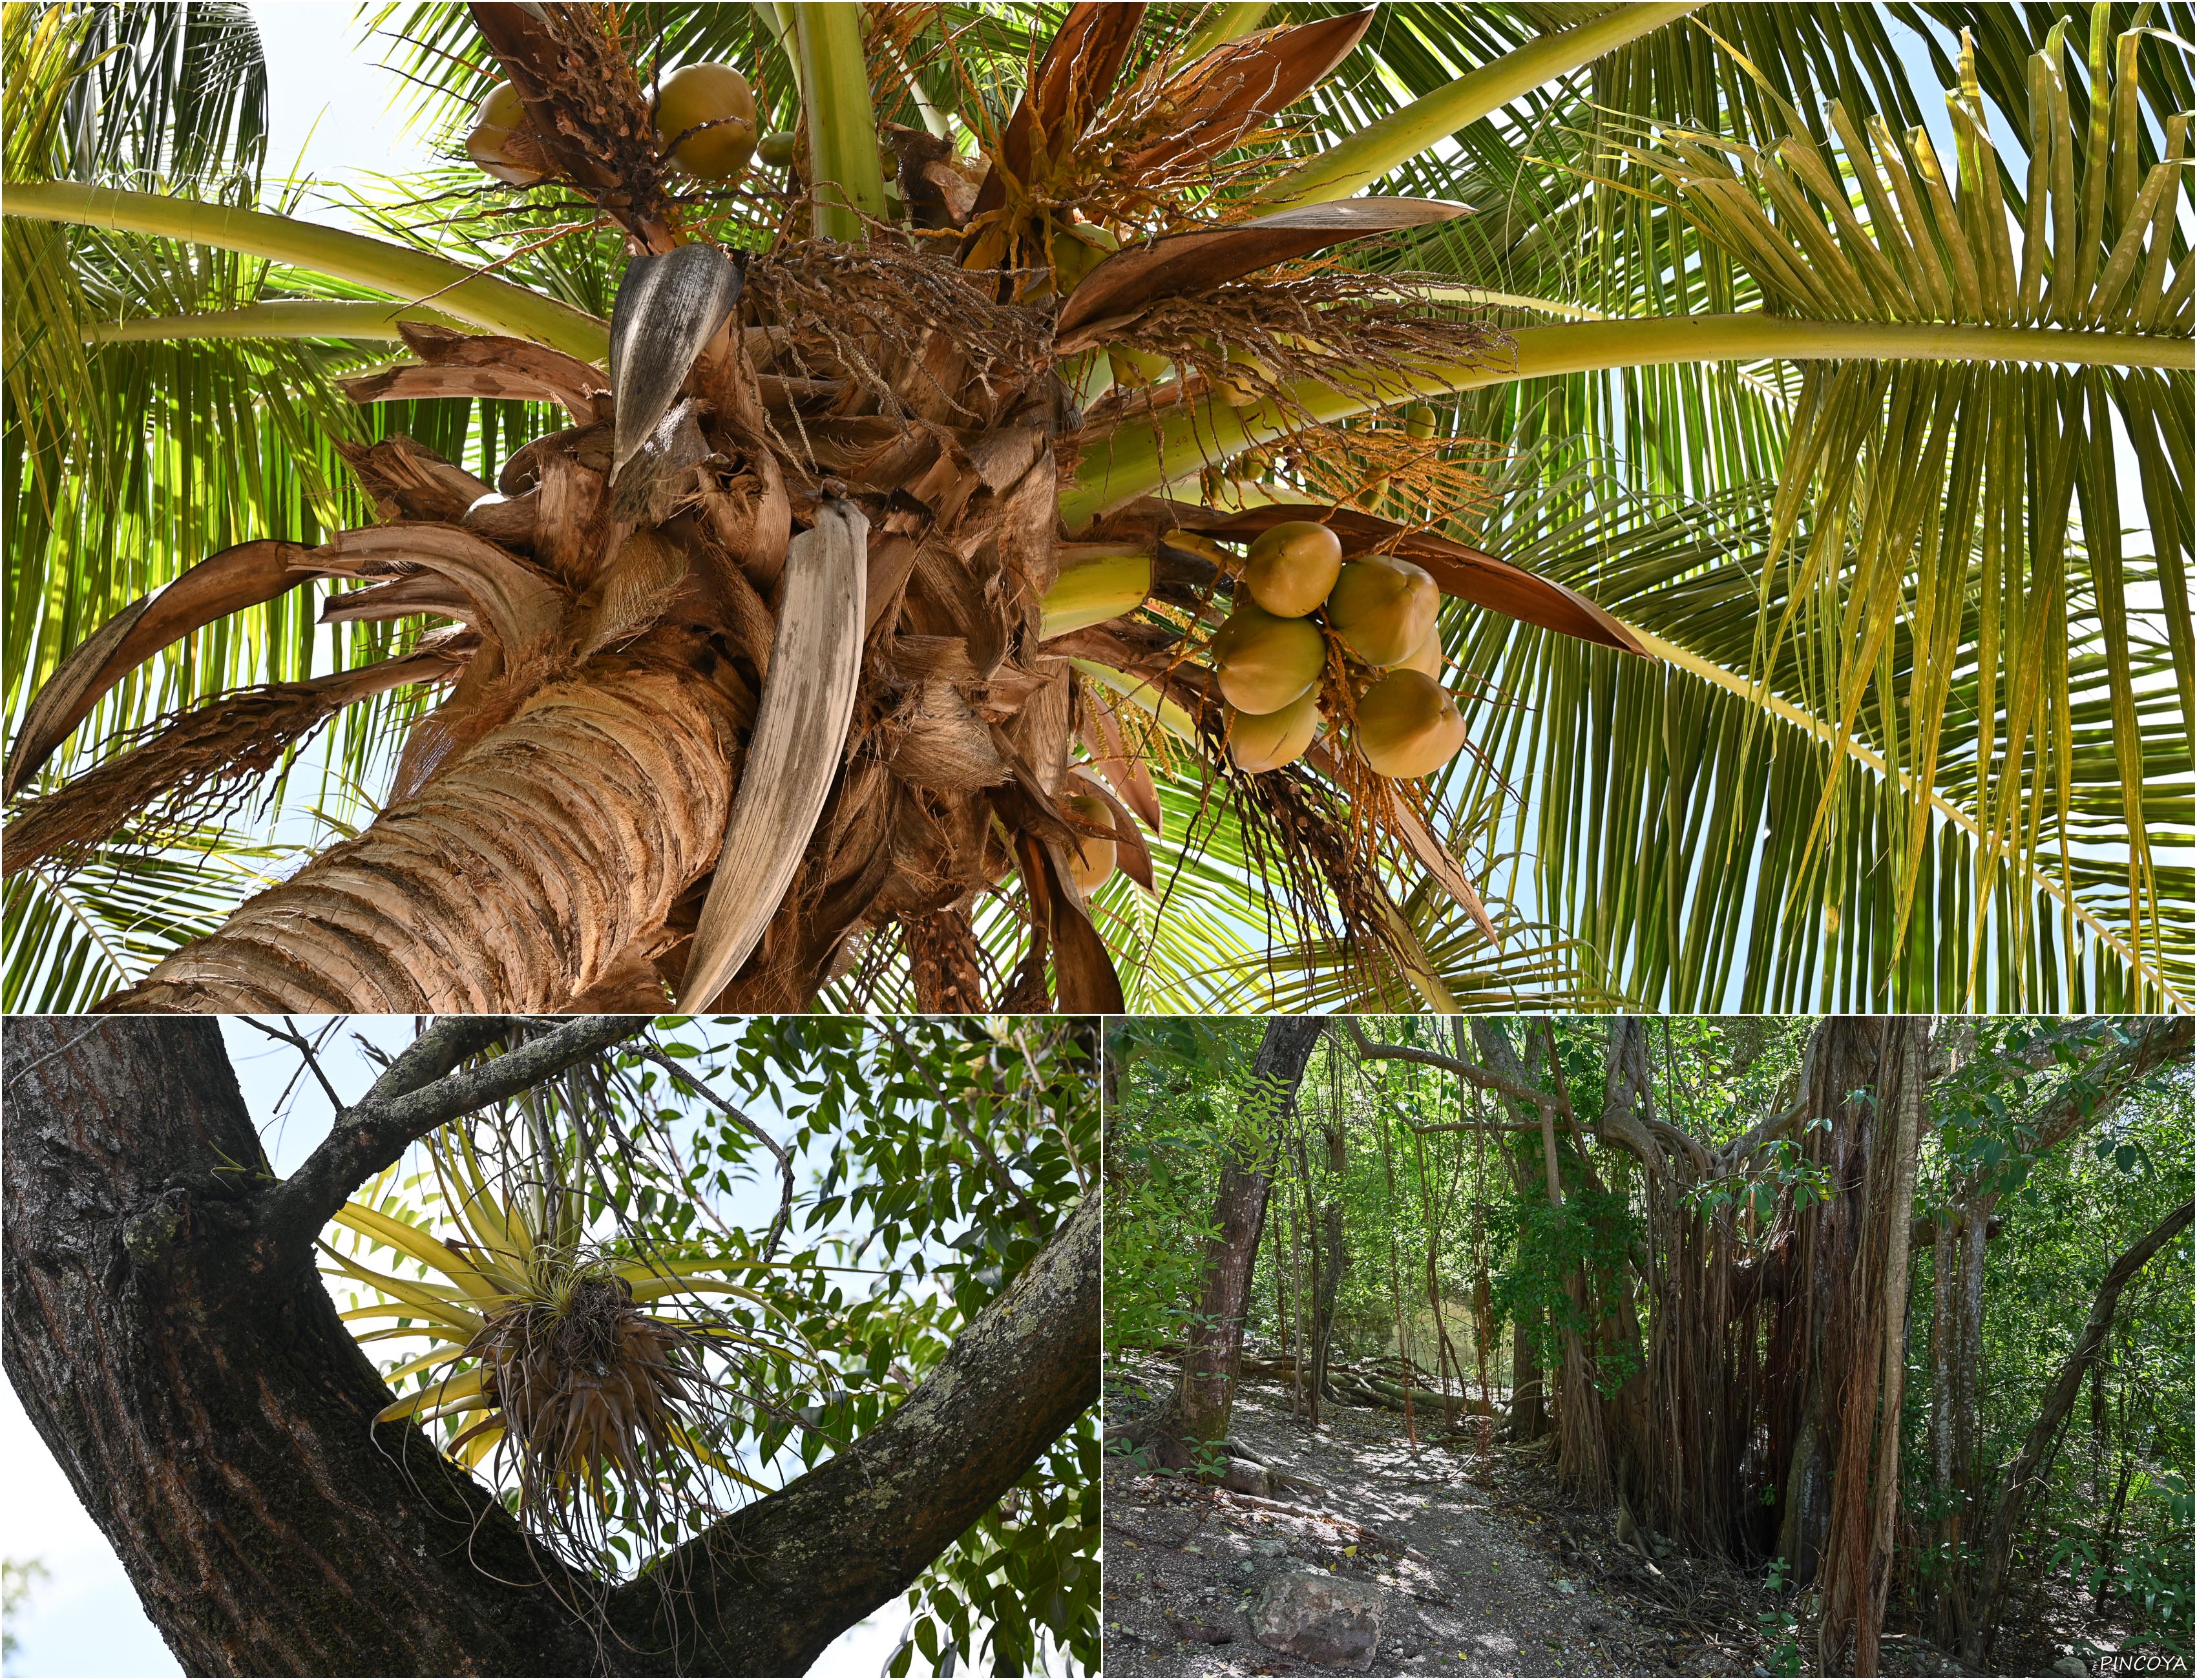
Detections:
[1599, 16, 2192, 1005]
[1, 824, 304, 1011]
[3, 0, 2187, 1013]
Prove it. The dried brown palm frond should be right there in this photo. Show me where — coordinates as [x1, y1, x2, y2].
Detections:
[3, 641, 467, 874]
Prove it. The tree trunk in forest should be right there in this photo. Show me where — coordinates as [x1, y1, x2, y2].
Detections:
[1815, 1017, 1928, 1678]
[1858, 1019, 1928, 1671]
[1776, 1369, 1830, 1582]
[1162, 1016, 1325, 1449]
[1295, 1128, 1322, 1427]
[1471, 1019, 1599, 1483]
[3, 1017, 1099, 1677]
[1311, 1168, 1347, 1411]
[1507, 1312, 1547, 1443]
[1958, 1197, 2194, 1668]
[1768, 1017, 1889, 1591]
[1930, 1206, 1978, 1650]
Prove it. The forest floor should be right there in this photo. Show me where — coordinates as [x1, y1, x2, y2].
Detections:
[1100, 1356, 2059, 1679]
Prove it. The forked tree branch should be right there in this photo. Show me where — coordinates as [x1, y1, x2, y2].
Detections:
[260, 1014, 649, 1253]
[1345, 1017, 1555, 1112]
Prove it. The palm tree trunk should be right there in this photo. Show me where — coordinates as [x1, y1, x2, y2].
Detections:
[105, 660, 741, 1011]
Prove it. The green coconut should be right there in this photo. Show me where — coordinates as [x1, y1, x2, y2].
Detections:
[1327, 552, 1439, 667]
[1352, 668, 1468, 779]
[465, 83, 550, 186]
[1396, 622, 1443, 678]
[1242, 521, 1343, 618]
[654, 64, 757, 183]
[1228, 688, 1322, 773]
[1210, 600, 1326, 715]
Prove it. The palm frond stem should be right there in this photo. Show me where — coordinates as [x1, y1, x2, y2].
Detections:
[1067, 315, 2197, 524]
[83, 300, 472, 342]
[1255, 3, 1706, 209]
[3, 181, 609, 358]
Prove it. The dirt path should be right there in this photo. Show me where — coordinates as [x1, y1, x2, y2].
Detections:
[1102, 1359, 1771, 1678]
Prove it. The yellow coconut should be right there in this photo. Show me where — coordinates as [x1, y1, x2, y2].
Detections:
[756, 130, 799, 169]
[1242, 521, 1343, 618]
[466, 83, 549, 186]
[654, 64, 757, 183]
[1396, 621, 1444, 678]
[1210, 600, 1326, 715]
[1061, 792, 1118, 892]
[1353, 668, 1468, 779]
[1228, 688, 1321, 773]
[1326, 553, 1440, 667]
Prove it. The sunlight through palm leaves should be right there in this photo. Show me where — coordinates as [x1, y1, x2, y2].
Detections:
[3, 1, 2187, 1014]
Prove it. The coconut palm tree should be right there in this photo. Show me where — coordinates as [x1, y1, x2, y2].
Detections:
[5, 1, 2189, 1014]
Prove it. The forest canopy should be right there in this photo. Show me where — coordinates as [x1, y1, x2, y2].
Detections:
[1104, 1014, 2194, 1674]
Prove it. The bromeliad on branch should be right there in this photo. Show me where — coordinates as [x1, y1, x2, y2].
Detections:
[3, 1, 1645, 1013]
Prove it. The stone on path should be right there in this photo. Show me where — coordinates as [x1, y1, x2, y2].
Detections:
[1254, 1571, 1383, 1672]
[1220, 1456, 1274, 1496]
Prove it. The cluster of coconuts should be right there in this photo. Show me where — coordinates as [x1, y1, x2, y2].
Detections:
[1190, 521, 1468, 780]
[466, 64, 767, 187]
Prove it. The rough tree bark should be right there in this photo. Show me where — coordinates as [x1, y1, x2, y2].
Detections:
[105, 663, 742, 1011]
[1161, 1015, 1326, 1448]
[1811, 1018, 1929, 1678]
[1469, 1018, 1608, 1491]
[3, 1016, 1098, 1677]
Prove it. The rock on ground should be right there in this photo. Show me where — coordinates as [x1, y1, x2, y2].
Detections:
[1256, 1571, 1384, 1672]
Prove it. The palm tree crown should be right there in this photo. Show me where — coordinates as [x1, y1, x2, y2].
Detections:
[3, 1, 2189, 1014]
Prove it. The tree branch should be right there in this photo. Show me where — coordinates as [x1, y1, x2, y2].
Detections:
[258, 1015, 648, 1254]
[2023, 1016, 2192, 1157]
[631, 1045, 797, 1259]
[1973, 1197, 2194, 1635]
[621, 1190, 1100, 1674]
[1345, 1018, 1555, 1112]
